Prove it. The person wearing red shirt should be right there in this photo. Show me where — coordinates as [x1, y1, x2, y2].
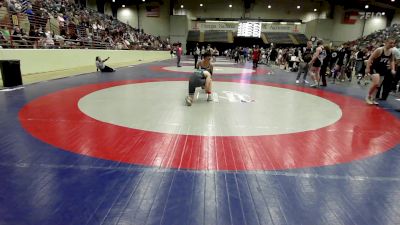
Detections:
[176, 43, 182, 67]
[252, 46, 261, 69]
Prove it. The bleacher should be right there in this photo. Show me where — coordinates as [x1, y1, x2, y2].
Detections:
[263, 32, 293, 44]
[292, 33, 308, 44]
[0, 0, 169, 50]
[188, 30, 308, 45]
[346, 24, 400, 49]
[187, 30, 200, 42]
[204, 31, 229, 43]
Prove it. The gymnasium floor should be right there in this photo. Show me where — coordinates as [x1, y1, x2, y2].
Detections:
[1, 56, 400, 225]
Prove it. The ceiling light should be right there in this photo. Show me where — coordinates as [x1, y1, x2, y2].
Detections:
[122, 4, 125, 7]
[142, 0, 145, 2]
[391, 0, 395, 2]
[280, 22, 287, 24]
[297, 5, 300, 9]
[229, 4, 232, 8]
[365, 5, 369, 9]
[181, 5, 184, 8]
[314, 8, 317, 12]
[382, 12, 385, 15]
[200, 3, 203, 7]
[112, 0, 115, 2]
[268, 5, 271, 8]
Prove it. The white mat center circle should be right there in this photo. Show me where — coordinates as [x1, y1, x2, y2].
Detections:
[78, 81, 342, 136]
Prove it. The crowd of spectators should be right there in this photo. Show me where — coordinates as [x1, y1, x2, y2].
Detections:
[0, 0, 170, 49]
[345, 24, 400, 50]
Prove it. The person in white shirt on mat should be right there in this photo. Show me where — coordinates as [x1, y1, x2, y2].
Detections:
[96, 56, 115, 72]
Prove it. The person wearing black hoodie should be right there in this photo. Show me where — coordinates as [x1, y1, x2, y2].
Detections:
[320, 45, 331, 86]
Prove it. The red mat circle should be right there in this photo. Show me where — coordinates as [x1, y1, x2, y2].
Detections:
[19, 78, 400, 170]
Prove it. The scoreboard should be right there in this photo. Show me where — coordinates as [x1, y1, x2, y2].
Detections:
[237, 22, 261, 38]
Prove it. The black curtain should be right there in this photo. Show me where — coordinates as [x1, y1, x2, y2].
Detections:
[111, 2, 118, 18]
[97, 0, 105, 14]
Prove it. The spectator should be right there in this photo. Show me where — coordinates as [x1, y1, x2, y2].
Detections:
[176, 43, 182, 67]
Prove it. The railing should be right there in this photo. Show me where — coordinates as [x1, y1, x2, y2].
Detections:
[0, 34, 169, 50]
[0, 34, 108, 49]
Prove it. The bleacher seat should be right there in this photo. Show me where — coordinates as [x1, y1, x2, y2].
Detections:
[264, 32, 293, 44]
[204, 31, 228, 43]
[187, 30, 200, 42]
[292, 33, 308, 45]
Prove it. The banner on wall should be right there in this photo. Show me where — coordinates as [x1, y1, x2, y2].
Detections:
[192, 22, 237, 31]
[343, 10, 385, 24]
[146, 6, 160, 17]
[191, 21, 305, 33]
[261, 24, 304, 33]
[343, 11, 358, 24]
